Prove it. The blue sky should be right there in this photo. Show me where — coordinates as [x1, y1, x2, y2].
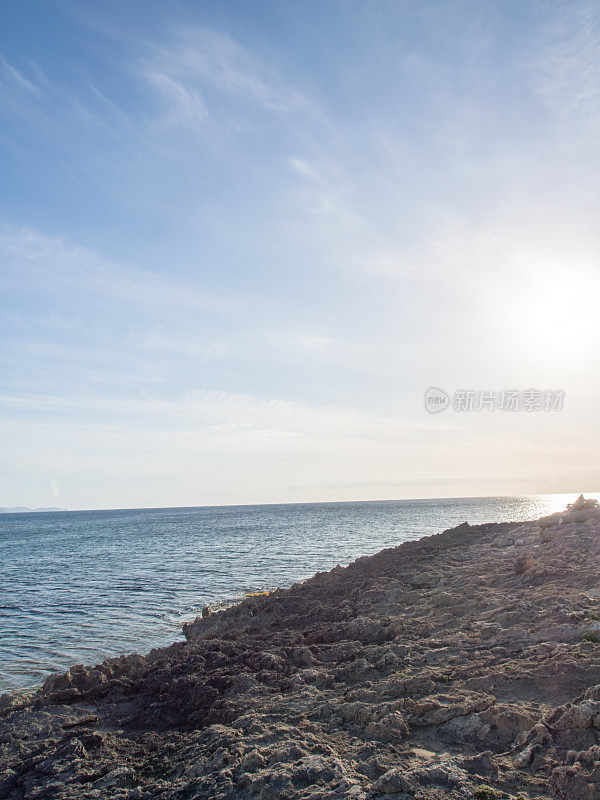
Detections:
[1, 0, 600, 509]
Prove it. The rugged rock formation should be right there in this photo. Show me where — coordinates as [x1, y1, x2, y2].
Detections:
[2, 500, 600, 799]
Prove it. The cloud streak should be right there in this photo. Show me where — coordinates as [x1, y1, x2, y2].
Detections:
[0, 227, 221, 312]
[138, 26, 324, 121]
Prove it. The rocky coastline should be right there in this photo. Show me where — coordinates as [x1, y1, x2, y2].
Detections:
[2, 498, 600, 799]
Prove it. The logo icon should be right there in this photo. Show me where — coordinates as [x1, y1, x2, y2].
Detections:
[424, 386, 449, 414]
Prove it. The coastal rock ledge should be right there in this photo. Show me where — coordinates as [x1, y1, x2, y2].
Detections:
[3, 498, 600, 799]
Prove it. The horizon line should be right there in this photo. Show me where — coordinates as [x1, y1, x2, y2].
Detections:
[2, 489, 596, 515]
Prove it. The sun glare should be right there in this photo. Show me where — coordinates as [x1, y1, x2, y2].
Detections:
[521, 272, 599, 362]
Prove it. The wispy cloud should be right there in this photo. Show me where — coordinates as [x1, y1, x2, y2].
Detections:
[143, 71, 208, 125]
[0, 54, 40, 95]
[0, 387, 444, 442]
[0, 227, 220, 312]
[0, 52, 132, 140]
[533, 1, 600, 129]
[138, 26, 323, 121]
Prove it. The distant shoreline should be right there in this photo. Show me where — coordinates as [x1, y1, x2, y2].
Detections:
[0, 507, 65, 514]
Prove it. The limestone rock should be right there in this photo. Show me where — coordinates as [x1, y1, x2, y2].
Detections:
[514, 553, 535, 573]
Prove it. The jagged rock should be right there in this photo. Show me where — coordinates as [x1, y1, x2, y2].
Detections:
[554, 700, 599, 730]
[408, 692, 494, 726]
[568, 494, 598, 512]
[491, 533, 515, 548]
[370, 768, 413, 794]
[409, 761, 469, 789]
[514, 553, 536, 573]
[552, 766, 596, 800]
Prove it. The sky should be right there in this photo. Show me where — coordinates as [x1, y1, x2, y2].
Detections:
[1, 0, 600, 509]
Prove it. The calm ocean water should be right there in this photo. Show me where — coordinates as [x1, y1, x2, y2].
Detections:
[0, 493, 591, 693]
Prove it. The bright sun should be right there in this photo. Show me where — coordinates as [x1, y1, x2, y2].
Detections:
[520, 272, 600, 362]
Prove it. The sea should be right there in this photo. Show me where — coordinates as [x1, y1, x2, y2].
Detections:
[0, 493, 593, 693]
